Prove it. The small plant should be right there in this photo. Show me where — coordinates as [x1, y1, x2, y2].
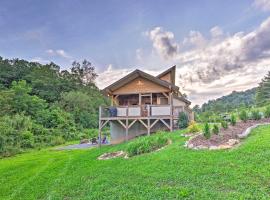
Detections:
[187, 121, 200, 133]
[239, 110, 248, 122]
[251, 110, 261, 120]
[126, 133, 168, 157]
[265, 106, 270, 118]
[230, 114, 236, 126]
[212, 124, 219, 135]
[178, 112, 189, 129]
[203, 123, 211, 139]
[221, 121, 228, 129]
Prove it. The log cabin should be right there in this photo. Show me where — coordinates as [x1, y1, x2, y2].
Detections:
[99, 66, 193, 145]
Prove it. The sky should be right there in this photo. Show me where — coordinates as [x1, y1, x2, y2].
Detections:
[1, 0, 270, 105]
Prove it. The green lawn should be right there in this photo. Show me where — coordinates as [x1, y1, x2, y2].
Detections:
[1, 126, 270, 200]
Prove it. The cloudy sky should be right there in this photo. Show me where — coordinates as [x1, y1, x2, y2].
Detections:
[1, 0, 270, 105]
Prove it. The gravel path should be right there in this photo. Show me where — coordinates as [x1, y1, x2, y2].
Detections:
[56, 143, 97, 150]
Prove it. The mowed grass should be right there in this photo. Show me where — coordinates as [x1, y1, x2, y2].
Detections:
[0, 126, 270, 200]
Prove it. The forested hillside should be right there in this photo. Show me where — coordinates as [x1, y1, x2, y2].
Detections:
[193, 88, 256, 114]
[0, 57, 108, 156]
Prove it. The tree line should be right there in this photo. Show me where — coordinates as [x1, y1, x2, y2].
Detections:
[193, 71, 270, 121]
[0, 57, 108, 156]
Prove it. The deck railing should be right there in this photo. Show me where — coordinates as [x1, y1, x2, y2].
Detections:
[100, 105, 172, 118]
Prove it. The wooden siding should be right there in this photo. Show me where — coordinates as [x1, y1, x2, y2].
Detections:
[113, 77, 170, 95]
[173, 97, 186, 106]
[159, 73, 171, 83]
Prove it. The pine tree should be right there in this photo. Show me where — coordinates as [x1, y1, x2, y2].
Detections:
[256, 71, 270, 106]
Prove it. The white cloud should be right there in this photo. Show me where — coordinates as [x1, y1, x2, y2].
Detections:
[30, 57, 50, 64]
[183, 31, 206, 47]
[96, 64, 132, 89]
[97, 17, 270, 105]
[46, 49, 71, 59]
[254, 0, 270, 11]
[136, 48, 143, 61]
[210, 26, 223, 38]
[146, 27, 179, 59]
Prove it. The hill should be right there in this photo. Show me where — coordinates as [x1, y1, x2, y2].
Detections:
[194, 88, 257, 114]
[0, 127, 270, 199]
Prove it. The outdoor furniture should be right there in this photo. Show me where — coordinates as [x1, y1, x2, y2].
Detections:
[91, 137, 97, 144]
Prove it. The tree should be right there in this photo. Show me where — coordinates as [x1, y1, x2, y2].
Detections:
[71, 60, 98, 85]
[10, 80, 47, 116]
[178, 112, 189, 129]
[256, 71, 270, 106]
[59, 90, 106, 128]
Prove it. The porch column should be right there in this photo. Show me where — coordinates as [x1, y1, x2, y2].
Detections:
[98, 106, 102, 147]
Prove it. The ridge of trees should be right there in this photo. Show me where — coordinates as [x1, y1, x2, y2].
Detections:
[0, 57, 108, 156]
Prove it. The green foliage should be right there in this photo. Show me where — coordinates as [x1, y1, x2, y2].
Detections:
[187, 121, 200, 133]
[251, 110, 261, 120]
[0, 57, 108, 156]
[126, 133, 168, 157]
[196, 88, 256, 114]
[59, 90, 107, 128]
[178, 112, 189, 129]
[256, 71, 270, 106]
[230, 114, 236, 126]
[203, 123, 211, 139]
[221, 121, 228, 129]
[239, 110, 248, 122]
[212, 124, 219, 135]
[264, 106, 270, 118]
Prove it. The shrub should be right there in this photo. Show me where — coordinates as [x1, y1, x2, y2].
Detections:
[178, 112, 189, 129]
[230, 114, 236, 126]
[221, 121, 228, 129]
[187, 121, 200, 133]
[126, 133, 168, 157]
[212, 124, 219, 135]
[203, 123, 211, 139]
[251, 110, 261, 120]
[265, 106, 270, 118]
[239, 110, 248, 122]
[50, 136, 65, 146]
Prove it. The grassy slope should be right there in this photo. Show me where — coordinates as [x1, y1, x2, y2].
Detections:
[0, 127, 270, 200]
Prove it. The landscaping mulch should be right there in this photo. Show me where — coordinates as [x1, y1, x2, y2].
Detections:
[189, 118, 270, 148]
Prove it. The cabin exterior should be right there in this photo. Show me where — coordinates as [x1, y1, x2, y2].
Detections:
[99, 66, 193, 145]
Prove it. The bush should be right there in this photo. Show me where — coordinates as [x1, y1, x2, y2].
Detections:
[203, 123, 211, 139]
[187, 121, 200, 133]
[239, 110, 248, 122]
[212, 124, 219, 135]
[251, 110, 261, 120]
[221, 121, 228, 129]
[230, 114, 236, 126]
[50, 136, 65, 146]
[178, 112, 189, 129]
[126, 133, 168, 157]
[265, 106, 270, 118]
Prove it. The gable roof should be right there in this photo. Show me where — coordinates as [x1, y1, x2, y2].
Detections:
[156, 65, 176, 84]
[103, 69, 179, 94]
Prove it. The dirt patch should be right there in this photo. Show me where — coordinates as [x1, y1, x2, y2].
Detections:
[98, 151, 127, 160]
[186, 118, 270, 150]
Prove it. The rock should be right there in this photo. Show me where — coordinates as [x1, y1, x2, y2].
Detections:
[226, 139, 240, 146]
[196, 145, 208, 150]
[218, 144, 231, 149]
[98, 151, 127, 160]
[209, 146, 219, 150]
[80, 139, 90, 144]
[238, 123, 270, 138]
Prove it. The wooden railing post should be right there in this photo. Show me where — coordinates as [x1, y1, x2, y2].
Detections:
[98, 106, 102, 147]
